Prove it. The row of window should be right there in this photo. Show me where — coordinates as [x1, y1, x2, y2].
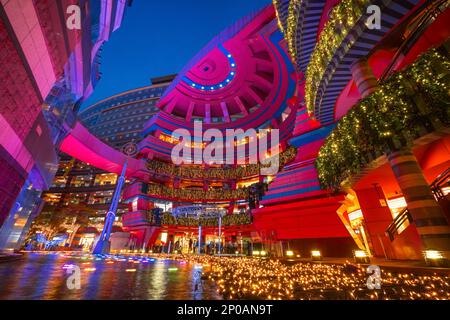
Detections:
[79, 86, 168, 119]
[104, 132, 140, 141]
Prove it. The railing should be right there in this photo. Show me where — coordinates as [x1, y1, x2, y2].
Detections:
[146, 147, 297, 180]
[386, 208, 413, 241]
[147, 184, 249, 201]
[158, 212, 252, 227]
[430, 167, 450, 200]
[380, 0, 449, 81]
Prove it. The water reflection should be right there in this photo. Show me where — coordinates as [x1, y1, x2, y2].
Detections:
[0, 253, 222, 300]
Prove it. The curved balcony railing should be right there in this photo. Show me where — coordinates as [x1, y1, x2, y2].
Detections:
[315, 48, 450, 190]
[147, 184, 250, 201]
[305, 0, 421, 123]
[159, 212, 252, 227]
[146, 147, 297, 180]
[276, 0, 327, 72]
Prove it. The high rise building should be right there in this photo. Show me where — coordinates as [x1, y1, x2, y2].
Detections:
[33, 77, 174, 250]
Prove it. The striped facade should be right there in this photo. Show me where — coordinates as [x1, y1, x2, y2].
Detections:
[388, 149, 450, 258]
[312, 0, 420, 124]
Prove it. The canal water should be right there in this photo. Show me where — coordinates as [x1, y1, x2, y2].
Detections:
[0, 252, 222, 300]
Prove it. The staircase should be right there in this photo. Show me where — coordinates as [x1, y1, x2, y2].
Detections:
[386, 167, 450, 241]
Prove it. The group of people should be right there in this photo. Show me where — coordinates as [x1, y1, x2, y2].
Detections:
[152, 239, 252, 256]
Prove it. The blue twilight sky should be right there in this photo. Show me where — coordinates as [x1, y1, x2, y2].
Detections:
[81, 0, 272, 109]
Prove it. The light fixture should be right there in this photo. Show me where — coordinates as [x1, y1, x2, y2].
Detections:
[425, 250, 442, 260]
[311, 250, 322, 261]
[253, 250, 260, 256]
[354, 250, 370, 263]
[424, 250, 447, 267]
[286, 250, 294, 257]
[260, 251, 267, 256]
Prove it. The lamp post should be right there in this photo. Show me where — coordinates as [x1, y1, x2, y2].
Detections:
[218, 213, 222, 256]
[92, 142, 137, 255]
[198, 225, 202, 255]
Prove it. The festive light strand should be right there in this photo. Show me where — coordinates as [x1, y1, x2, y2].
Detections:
[315, 49, 450, 190]
[304, 0, 369, 114]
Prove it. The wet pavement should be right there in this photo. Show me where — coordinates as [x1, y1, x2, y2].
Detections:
[0, 252, 222, 300]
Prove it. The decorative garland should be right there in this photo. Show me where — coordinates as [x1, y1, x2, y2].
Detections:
[146, 147, 297, 179]
[285, 0, 302, 62]
[305, 0, 369, 114]
[147, 184, 249, 201]
[160, 212, 252, 227]
[315, 49, 450, 190]
[273, 0, 286, 35]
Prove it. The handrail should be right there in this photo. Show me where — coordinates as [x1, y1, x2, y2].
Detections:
[379, 0, 448, 81]
[386, 167, 449, 241]
[386, 208, 412, 241]
[430, 167, 450, 200]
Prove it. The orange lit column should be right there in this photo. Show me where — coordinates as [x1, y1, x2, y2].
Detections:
[355, 186, 394, 258]
[388, 149, 450, 259]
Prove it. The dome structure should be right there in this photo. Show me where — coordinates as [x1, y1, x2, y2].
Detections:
[139, 5, 299, 163]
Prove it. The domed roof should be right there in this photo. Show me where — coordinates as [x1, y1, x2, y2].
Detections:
[157, 5, 296, 128]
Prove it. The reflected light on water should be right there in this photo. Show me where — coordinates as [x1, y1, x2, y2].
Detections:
[0, 253, 221, 300]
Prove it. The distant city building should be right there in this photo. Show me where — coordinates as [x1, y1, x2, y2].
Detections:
[35, 76, 174, 250]
[79, 75, 176, 148]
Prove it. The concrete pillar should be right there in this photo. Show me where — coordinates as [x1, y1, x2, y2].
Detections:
[388, 148, 450, 259]
[351, 58, 378, 98]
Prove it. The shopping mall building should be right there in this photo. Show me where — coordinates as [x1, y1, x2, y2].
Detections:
[0, 0, 449, 263]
